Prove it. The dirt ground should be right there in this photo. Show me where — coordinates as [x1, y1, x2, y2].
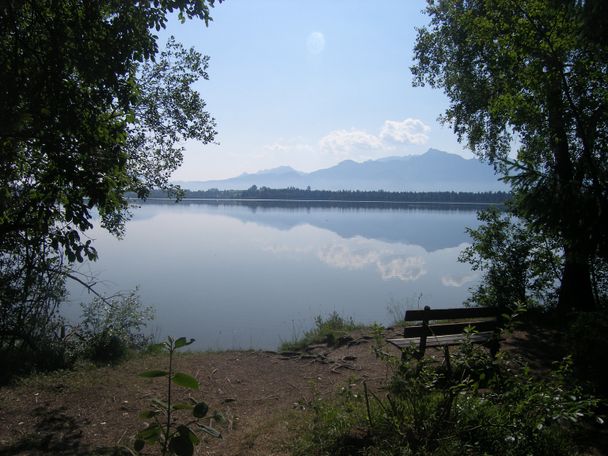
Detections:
[0, 330, 397, 456]
[0, 326, 604, 455]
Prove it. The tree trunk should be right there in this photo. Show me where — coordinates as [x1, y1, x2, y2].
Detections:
[558, 247, 596, 312]
[545, 68, 597, 312]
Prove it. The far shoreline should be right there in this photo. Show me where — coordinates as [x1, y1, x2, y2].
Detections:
[138, 197, 506, 206]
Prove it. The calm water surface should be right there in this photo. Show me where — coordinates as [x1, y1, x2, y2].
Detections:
[65, 201, 484, 350]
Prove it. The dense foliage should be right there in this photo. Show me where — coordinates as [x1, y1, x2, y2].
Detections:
[460, 207, 562, 310]
[0, 0, 219, 377]
[142, 186, 511, 204]
[412, 0, 608, 311]
[292, 342, 599, 456]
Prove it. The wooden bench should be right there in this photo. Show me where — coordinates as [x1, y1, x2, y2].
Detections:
[387, 306, 502, 364]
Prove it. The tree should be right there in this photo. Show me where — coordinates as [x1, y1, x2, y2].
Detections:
[0, 1, 220, 365]
[1, 0, 218, 261]
[412, 0, 608, 311]
[459, 207, 561, 311]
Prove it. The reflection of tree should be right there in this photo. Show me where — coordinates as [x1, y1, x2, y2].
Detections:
[141, 187, 510, 205]
[129, 199, 484, 251]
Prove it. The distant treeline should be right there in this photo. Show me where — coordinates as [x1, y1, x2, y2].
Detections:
[138, 186, 511, 204]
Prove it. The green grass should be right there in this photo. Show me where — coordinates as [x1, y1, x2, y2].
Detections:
[279, 311, 364, 352]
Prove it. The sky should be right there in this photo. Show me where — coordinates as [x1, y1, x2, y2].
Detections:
[161, 0, 472, 182]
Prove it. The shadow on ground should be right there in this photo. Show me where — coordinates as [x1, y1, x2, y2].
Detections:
[0, 406, 126, 456]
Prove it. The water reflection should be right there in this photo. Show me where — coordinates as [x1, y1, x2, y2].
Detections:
[66, 201, 484, 350]
[132, 199, 488, 251]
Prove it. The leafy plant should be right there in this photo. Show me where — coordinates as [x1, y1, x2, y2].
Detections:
[279, 311, 363, 352]
[459, 207, 561, 311]
[292, 344, 600, 455]
[131, 337, 221, 456]
[78, 291, 155, 364]
[566, 310, 608, 394]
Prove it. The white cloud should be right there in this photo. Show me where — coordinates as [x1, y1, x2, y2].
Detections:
[307, 32, 325, 54]
[318, 129, 384, 160]
[263, 141, 313, 154]
[441, 272, 478, 287]
[258, 118, 432, 172]
[380, 118, 431, 145]
[318, 118, 431, 162]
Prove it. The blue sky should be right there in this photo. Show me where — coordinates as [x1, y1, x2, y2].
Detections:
[162, 0, 471, 181]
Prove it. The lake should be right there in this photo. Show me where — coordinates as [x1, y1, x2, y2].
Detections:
[65, 200, 485, 350]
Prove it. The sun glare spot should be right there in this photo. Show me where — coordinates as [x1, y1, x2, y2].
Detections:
[306, 31, 325, 54]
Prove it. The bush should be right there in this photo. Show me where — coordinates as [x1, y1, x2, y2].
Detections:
[291, 346, 599, 455]
[0, 249, 71, 383]
[279, 311, 362, 352]
[78, 290, 155, 364]
[566, 310, 608, 394]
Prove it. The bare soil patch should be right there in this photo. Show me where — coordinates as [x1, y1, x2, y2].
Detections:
[0, 330, 396, 455]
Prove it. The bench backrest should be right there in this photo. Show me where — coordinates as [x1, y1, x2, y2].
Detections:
[403, 306, 500, 338]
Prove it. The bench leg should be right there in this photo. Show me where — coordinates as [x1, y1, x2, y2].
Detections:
[443, 346, 452, 378]
[488, 337, 499, 359]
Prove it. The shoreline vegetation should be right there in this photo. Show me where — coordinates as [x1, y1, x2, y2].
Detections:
[1, 313, 605, 455]
[132, 187, 511, 205]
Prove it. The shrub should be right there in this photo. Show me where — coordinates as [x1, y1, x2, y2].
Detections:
[279, 311, 362, 352]
[566, 310, 608, 394]
[78, 290, 155, 364]
[291, 347, 599, 455]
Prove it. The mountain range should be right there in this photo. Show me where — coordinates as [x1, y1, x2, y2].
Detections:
[175, 148, 507, 192]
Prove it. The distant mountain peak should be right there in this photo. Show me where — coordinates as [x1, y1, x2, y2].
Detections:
[421, 148, 464, 158]
[256, 165, 301, 175]
[175, 148, 506, 192]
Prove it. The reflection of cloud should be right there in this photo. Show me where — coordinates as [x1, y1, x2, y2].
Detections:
[318, 244, 380, 270]
[262, 245, 312, 255]
[377, 257, 426, 281]
[441, 272, 478, 287]
[317, 240, 427, 282]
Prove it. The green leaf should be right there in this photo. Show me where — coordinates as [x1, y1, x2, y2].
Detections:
[137, 424, 161, 442]
[212, 411, 227, 424]
[172, 372, 199, 390]
[133, 439, 145, 451]
[151, 398, 169, 410]
[177, 424, 200, 445]
[174, 337, 195, 349]
[147, 343, 166, 353]
[139, 370, 169, 378]
[196, 423, 222, 439]
[192, 402, 209, 418]
[172, 402, 194, 411]
[138, 409, 160, 419]
[169, 434, 194, 456]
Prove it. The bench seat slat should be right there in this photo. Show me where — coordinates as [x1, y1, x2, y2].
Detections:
[405, 307, 499, 321]
[387, 331, 496, 350]
[403, 320, 497, 338]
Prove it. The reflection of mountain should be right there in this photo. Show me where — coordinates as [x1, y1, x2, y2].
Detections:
[154, 200, 484, 251]
[175, 149, 506, 192]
